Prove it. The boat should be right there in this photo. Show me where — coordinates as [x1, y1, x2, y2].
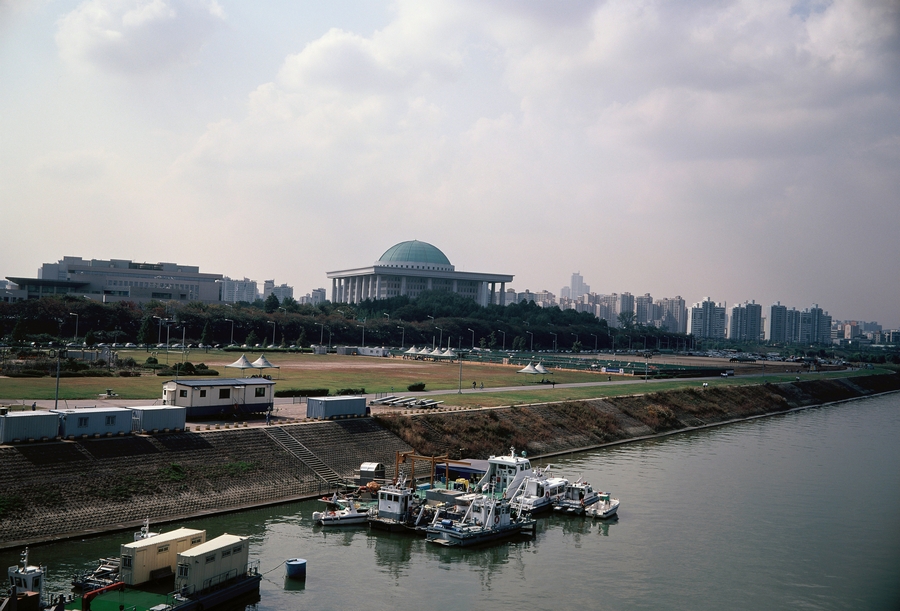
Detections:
[368, 477, 435, 534]
[509, 469, 569, 516]
[585, 492, 620, 519]
[553, 477, 601, 515]
[473, 447, 535, 498]
[312, 492, 371, 526]
[425, 494, 535, 547]
[72, 518, 157, 590]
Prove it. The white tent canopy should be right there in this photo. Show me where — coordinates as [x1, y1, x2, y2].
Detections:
[534, 363, 551, 375]
[517, 363, 539, 375]
[224, 354, 255, 377]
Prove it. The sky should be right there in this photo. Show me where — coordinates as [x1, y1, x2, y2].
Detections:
[1, 0, 898, 328]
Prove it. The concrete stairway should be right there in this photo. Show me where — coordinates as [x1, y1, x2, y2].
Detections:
[263, 426, 343, 486]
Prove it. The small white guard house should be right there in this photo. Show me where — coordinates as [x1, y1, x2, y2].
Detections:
[162, 378, 275, 418]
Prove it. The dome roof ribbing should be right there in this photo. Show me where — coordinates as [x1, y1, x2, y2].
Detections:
[378, 240, 451, 266]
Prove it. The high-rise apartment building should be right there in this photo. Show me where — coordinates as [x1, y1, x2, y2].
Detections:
[263, 280, 294, 302]
[769, 302, 788, 342]
[730, 301, 762, 342]
[635, 293, 653, 325]
[655, 296, 687, 333]
[218, 277, 259, 303]
[690, 298, 726, 339]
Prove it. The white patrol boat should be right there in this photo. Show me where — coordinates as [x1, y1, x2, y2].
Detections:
[553, 477, 601, 515]
[425, 493, 535, 547]
[509, 469, 569, 516]
[473, 447, 534, 499]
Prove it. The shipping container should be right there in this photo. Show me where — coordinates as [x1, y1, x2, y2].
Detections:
[174, 534, 250, 595]
[120, 528, 206, 585]
[306, 396, 367, 420]
[127, 406, 187, 433]
[0, 411, 60, 443]
[161, 378, 275, 418]
[51, 407, 134, 438]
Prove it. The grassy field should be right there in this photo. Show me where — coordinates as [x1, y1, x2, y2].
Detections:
[0, 349, 886, 404]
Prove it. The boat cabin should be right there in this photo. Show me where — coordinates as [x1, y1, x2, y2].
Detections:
[474, 448, 533, 496]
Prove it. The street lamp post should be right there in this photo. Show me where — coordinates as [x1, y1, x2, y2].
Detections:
[397, 325, 405, 349]
[526, 331, 533, 352]
[436, 327, 443, 348]
[550, 332, 557, 353]
[590, 333, 598, 352]
[225, 318, 234, 346]
[467, 328, 475, 349]
[572, 333, 579, 350]
[268, 321, 276, 347]
[317, 322, 324, 345]
[359, 318, 366, 346]
[69, 312, 79, 342]
[497, 329, 506, 351]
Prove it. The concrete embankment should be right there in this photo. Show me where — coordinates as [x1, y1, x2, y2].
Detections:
[1, 373, 897, 549]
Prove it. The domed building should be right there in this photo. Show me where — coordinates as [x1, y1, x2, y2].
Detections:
[327, 240, 513, 306]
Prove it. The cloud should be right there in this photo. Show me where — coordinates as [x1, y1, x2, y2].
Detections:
[56, 0, 225, 74]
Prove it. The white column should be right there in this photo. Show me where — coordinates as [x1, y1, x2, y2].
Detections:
[375, 275, 381, 300]
[500, 282, 506, 306]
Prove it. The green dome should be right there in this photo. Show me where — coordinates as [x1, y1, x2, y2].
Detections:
[378, 241, 451, 266]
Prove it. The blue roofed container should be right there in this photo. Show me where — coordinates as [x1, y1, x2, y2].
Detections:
[306, 396, 367, 420]
[0, 411, 60, 443]
[50, 407, 133, 439]
[127, 406, 187, 433]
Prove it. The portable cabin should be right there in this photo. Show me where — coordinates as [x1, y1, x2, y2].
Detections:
[51, 407, 133, 439]
[162, 378, 275, 418]
[306, 396, 367, 420]
[357, 346, 390, 357]
[120, 528, 205, 585]
[127, 406, 187, 433]
[0, 411, 60, 443]
[174, 534, 250, 595]
[357, 462, 385, 486]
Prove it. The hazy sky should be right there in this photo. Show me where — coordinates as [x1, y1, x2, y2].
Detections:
[2, 0, 898, 327]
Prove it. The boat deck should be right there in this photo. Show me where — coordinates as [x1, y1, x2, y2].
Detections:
[64, 588, 172, 611]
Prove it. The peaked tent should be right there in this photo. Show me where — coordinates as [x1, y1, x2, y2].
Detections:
[517, 363, 539, 375]
[251, 354, 280, 378]
[534, 363, 551, 375]
[224, 354, 255, 377]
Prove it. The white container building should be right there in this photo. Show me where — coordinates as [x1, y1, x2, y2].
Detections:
[162, 378, 275, 418]
[51, 407, 133, 439]
[175, 534, 250, 595]
[127, 406, 187, 433]
[306, 396, 367, 420]
[120, 528, 206, 585]
[0, 411, 60, 443]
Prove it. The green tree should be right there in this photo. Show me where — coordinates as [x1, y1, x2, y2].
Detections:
[199, 321, 210, 346]
[11, 319, 26, 343]
[617, 311, 636, 331]
[137, 316, 154, 347]
[295, 328, 307, 347]
[488, 332, 497, 349]
[264, 294, 279, 313]
[512, 335, 526, 351]
[84, 330, 97, 347]
[245, 330, 259, 346]
[572, 340, 583, 353]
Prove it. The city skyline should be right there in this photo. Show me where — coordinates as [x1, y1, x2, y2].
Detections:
[2, 1, 898, 327]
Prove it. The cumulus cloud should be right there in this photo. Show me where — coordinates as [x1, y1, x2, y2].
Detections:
[56, 0, 225, 74]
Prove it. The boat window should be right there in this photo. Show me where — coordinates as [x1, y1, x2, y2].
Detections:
[232, 545, 243, 553]
[177, 564, 189, 578]
[205, 555, 216, 564]
[157, 544, 169, 554]
[221, 549, 231, 558]
[191, 536, 203, 545]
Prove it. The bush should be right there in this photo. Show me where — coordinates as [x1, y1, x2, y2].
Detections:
[336, 387, 365, 395]
[145, 356, 158, 365]
[274, 388, 329, 398]
[407, 382, 426, 392]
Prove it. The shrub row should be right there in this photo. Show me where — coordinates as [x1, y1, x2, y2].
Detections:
[274, 388, 330, 398]
[336, 388, 366, 395]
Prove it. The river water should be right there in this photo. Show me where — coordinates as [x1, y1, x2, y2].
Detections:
[4, 393, 899, 611]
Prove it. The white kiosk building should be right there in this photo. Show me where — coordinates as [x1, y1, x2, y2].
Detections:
[327, 240, 514, 307]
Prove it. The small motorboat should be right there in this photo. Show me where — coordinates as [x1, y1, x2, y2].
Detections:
[312, 493, 371, 526]
[585, 492, 619, 519]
